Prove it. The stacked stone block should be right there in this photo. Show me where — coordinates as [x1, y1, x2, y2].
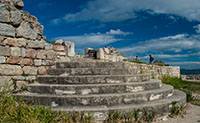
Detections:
[0, 0, 74, 89]
[126, 62, 180, 79]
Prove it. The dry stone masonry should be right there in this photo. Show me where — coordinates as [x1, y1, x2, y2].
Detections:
[0, 0, 75, 89]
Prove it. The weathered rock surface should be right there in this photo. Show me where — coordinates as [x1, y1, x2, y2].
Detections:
[27, 41, 45, 49]
[23, 66, 37, 75]
[11, 47, 21, 56]
[0, 64, 23, 75]
[16, 22, 37, 39]
[11, 10, 22, 26]
[0, 56, 6, 63]
[0, 46, 11, 56]
[4, 38, 26, 47]
[0, 4, 10, 23]
[0, 23, 15, 37]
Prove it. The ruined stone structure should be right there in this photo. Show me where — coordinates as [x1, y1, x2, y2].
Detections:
[127, 62, 180, 79]
[85, 47, 124, 62]
[1, 0, 186, 121]
[0, 0, 74, 89]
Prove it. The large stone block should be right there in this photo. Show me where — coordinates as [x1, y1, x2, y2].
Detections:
[0, 46, 11, 56]
[11, 47, 21, 56]
[0, 23, 15, 37]
[11, 10, 21, 26]
[19, 58, 33, 65]
[52, 45, 65, 51]
[6, 57, 20, 64]
[16, 22, 37, 39]
[97, 48, 104, 59]
[23, 66, 37, 75]
[31, 22, 43, 35]
[26, 49, 37, 58]
[0, 56, 6, 63]
[36, 50, 47, 59]
[46, 50, 56, 59]
[0, 64, 23, 75]
[0, 4, 10, 23]
[4, 38, 26, 47]
[27, 40, 45, 49]
[34, 59, 42, 66]
[64, 41, 75, 57]
[45, 43, 53, 50]
[38, 66, 47, 75]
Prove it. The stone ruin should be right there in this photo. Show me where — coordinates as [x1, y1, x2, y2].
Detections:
[85, 46, 125, 62]
[0, 0, 75, 89]
[0, 0, 186, 121]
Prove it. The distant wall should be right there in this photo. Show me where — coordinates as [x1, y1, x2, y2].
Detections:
[85, 47, 125, 62]
[125, 62, 180, 79]
[181, 75, 200, 81]
[0, 0, 74, 90]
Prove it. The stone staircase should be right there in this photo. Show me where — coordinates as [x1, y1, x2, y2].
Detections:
[16, 61, 186, 120]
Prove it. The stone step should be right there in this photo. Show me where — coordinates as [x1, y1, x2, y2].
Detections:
[28, 80, 162, 95]
[47, 68, 140, 76]
[51, 90, 186, 121]
[16, 84, 173, 107]
[56, 62, 128, 68]
[37, 74, 151, 84]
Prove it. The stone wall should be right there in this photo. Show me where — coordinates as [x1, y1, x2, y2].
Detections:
[125, 62, 180, 79]
[0, 0, 74, 90]
[181, 75, 200, 81]
[85, 47, 125, 62]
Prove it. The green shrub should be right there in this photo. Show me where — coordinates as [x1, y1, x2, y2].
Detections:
[170, 101, 185, 117]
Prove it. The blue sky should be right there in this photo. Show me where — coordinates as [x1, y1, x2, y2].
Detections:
[23, 0, 200, 69]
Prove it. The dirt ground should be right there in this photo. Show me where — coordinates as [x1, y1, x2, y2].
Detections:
[154, 103, 200, 123]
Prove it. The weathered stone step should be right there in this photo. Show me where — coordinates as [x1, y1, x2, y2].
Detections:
[56, 62, 128, 68]
[37, 74, 151, 84]
[28, 80, 162, 95]
[51, 90, 186, 120]
[47, 68, 140, 76]
[16, 84, 173, 107]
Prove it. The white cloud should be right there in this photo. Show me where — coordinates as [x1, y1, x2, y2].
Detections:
[62, 0, 200, 22]
[194, 24, 200, 34]
[50, 19, 61, 25]
[120, 34, 200, 54]
[106, 29, 132, 35]
[57, 29, 131, 49]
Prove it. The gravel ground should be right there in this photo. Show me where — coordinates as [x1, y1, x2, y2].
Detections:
[154, 103, 200, 123]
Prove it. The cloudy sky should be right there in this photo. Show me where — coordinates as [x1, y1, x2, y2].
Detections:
[23, 0, 200, 69]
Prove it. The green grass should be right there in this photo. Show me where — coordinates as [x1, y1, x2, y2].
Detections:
[162, 75, 200, 105]
[0, 85, 94, 123]
[129, 60, 148, 64]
